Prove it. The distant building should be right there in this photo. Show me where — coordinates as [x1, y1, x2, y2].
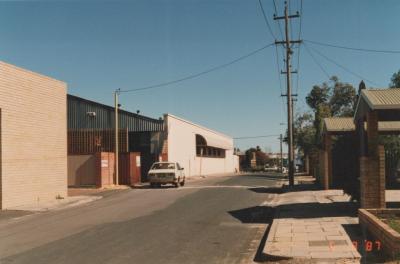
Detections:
[162, 114, 239, 176]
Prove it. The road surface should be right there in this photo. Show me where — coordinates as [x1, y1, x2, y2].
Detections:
[0, 173, 283, 264]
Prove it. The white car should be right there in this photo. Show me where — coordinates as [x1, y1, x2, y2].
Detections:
[148, 162, 186, 188]
[264, 165, 278, 172]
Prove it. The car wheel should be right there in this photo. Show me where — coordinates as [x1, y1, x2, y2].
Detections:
[150, 183, 155, 188]
[180, 179, 185, 187]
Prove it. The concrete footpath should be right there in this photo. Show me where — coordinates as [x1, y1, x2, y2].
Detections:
[263, 187, 361, 262]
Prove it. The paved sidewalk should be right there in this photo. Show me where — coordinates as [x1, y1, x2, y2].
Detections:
[263, 188, 361, 261]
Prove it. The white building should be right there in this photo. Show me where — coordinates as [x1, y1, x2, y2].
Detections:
[163, 114, 239, 177]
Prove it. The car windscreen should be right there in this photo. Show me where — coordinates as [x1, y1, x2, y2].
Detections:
[151, 163, 175, 170]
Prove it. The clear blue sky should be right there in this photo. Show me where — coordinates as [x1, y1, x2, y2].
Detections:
[1, 0, 399, 152]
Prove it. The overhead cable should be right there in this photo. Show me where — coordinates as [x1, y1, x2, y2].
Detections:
[304, 39, 400, 54]
[120, 43, 275, 93]
[234, 134, 280, 139]
[258, 0, 276, 40]
[307, 44, 381, 86]
[303, 43, 330, 79]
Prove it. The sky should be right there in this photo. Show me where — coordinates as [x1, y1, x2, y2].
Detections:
[1, 0, 399, 152]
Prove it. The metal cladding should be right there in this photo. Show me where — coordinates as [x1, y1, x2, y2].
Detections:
[67, 94, 164, 132]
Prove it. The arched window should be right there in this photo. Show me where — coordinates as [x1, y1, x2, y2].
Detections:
[195, 134, 225, 158]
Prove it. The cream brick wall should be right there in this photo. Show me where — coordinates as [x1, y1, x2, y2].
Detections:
[0, 61, 67, 209]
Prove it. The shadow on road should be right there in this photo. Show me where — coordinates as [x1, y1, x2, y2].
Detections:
[239, 174, 287, 180]
[132, 185, 177, 190]
[276, 201, 358, 219]
[248, 187, 283, 194]
[228, 206, 274, 224]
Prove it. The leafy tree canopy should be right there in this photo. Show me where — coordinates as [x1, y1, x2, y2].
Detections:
[390, 70, 400, 88]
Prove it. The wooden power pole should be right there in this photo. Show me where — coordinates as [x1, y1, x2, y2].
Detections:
[274, 1, 301, 187]
[279, 134, 283, 173]
[114, 89, 120, 186]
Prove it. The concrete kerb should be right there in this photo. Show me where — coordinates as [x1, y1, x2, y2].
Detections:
[5, 195, 102, 212]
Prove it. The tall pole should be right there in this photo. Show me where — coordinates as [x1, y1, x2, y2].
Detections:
[292, 97, 297, 173]
[280, 134, 283, 173]
[284, 3, 294, 186]
[274, 1, 300, 187]
[114, 89, 120, 186]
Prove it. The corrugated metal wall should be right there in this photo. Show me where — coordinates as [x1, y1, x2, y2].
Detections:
[67, 94, 164, 132]
[68, 129, 129, 155]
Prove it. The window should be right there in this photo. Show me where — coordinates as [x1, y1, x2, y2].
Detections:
[195, 134, 225, 158]
[196, 146, 225, 158]
[151, 162, 175, 170]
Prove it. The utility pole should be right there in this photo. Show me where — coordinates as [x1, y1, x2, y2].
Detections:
[114, 89, 120, 186]
[274, 1, 301, 187]
[292, 97, 297, 173]
[279, 134, 283, 173]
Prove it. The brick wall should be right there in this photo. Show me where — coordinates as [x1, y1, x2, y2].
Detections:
[360, 145, 386, 208]
[99, 152, 143, 187]
[0, 61, 67, 209]
[96, 152, 115, 187]
[359, 209, 400, 259]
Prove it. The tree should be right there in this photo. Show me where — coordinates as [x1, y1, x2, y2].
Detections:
[243, 147, 269, 168]
[304, 76, 356, 145]
[293, 112, 317, 155]
[390, 70, 400, 88]
[306, 83, 330, 110]
[330, 79, 356, 117]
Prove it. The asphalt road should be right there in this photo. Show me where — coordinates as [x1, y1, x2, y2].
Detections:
[0, 174, 283, 264]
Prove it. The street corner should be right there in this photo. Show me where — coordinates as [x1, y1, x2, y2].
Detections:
[4, 195, 102, 213]
[0, 210, 37, 224]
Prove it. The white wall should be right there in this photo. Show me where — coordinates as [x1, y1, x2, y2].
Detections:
[165, 114, 238, 178]
[0, 61, 67, 209]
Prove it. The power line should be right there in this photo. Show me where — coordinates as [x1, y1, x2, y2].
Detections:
[304, 39, 400, 54]
[303, 43, 330, 79]
[257, 0, 285, 125]
[272, 0, 284, 41]
[307, 44, 381, 86]
[234, 134, 280, 140]
[258, 0, 276, 40]
[119, 43, 274, 93]
[258, 0, 282, 93]
[295, 0, 303, 94]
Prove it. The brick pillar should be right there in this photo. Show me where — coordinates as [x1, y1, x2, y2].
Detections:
[360, 145, 386, 208]
[304, 155, 309, 175]
[320, 134, 332, 190]
[318, 149, 328, 190]
[367, 111, 379, 157]
[251, 152, 257, 169]
[360, 111, 385, 208]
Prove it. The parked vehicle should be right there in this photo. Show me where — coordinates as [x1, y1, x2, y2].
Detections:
[280, 167, 288, 173]
[264, 165, 278, 172]
[148, 162, 185, 188]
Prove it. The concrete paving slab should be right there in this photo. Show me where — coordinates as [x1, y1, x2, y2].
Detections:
[263, 188, 361, 261]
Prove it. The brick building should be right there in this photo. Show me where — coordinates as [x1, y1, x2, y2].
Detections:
[0, 61, 67, 209]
